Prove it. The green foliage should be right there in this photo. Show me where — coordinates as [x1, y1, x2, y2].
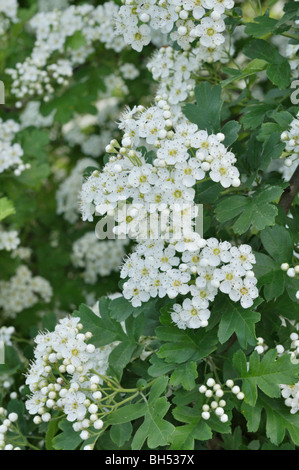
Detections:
[0, 197, 15, 221]
[243, 394, 299, 446]
[233, 349, 299, 406]
[183, 83, 223, 133]
[217, 296, 261, 349]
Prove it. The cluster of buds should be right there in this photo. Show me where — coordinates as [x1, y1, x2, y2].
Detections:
[199, 378, 244, 423]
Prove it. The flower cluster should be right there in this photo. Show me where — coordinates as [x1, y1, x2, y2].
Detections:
[147, 41, 232, 105]
[20, 101, 55, 129]
[0, 227, 20, 252]
[80, 95, 240, 230]
[11, 246, 32, 261]
[119, 63, 140, 80]
[199, 377, 244, 423]
[121, 238, 258, 322]
[0, 265, 52, 318]
[0, 409, 20, 451]
[25, 316, 117, 434]
[115, 0, 234, 52]
[6, 3, 126, 103]
[79, 94, 256, 329]
[56, 158, 98, 224]
[0, 118, 29, 175]
[71, 232, 128, 284]
[0, 0, 18, 36]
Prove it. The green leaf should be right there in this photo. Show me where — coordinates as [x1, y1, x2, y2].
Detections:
[220, 426, 243, 450]
[221, 120, 241, 147]
[18, 162, 51, 189]
[0, 346, 21, 376]
[148, 355, 176, 377]
[244, 39, 285, 64]
[195, 180, 223, 204]
[222, 59, 268, 87]
[266, 62, 291, 89]
[262, 269, 285, 301]
[245, 16, 278, 38]
[260, 225, 293, 264]
[18, 128, 49, 159]
[131, 377, 175, 450]
[169, 361, 198, 390]
[183, 82, 223, 133]
[218, 297, 261, 349]
[156, 323, 218, 364]
[171, 404, 212, 450]
[108, 341, 137, 380]
[271, 110, 294, 129]
[74, 301, 127, 347]
[241, 102, 274, 130]
[110, 423, 132, 447]
[108, 403, 148, 425]
[259, 134, 285, 170]
[53, 420, 82, 450]
[257, 123, 281, 143]
[234, 349, 299, 406]
[45, 418, 60, 451]
[253, 252, 277, 279]
[243, 394, 299, 446]
[65, 31, 87, 50]
[108, 296, 136, 321]
[0, 197, 15, 222]
[215, 186, 284, 234]
[244, 39, 291, 89]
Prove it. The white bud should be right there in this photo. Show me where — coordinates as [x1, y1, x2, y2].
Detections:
[276, 345, 284, 354]
[207, 378, 215, 387]
[140, 13, 150, 22]
[179, 10, 188, 19]
[178, 26, 187, 36]
[232, 386, 240, 395]
[215, 407, 224, 416]
[88, 404, 98, 414]
[66, 365, 75, 374]
[220, 414, 228, 423]
[94, 419, 104, 430]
